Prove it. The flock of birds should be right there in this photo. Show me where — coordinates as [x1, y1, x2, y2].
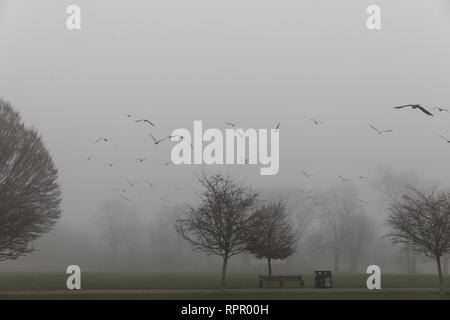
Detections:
[85, 116, 185, 208]
[84, 115, 281, 208]
[296, 104, 448, 203]
[83, 104, 448, 208]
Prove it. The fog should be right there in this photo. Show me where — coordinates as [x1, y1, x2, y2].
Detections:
[1, 0, 449, 274]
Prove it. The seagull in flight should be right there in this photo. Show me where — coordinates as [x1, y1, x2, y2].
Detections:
[301, 171, 314, 178]
[160, 197, 173, 204]
[439, 134, 450, 143]
[135, 119, 156, 127]
[121, 195, 133, 202]
[147, 181, 158, 188]
[394, 104, 433, 116]
[124, 114, 135, 118]
[225, 121, 240, 127]
[433, 107, 448, 113]
[94, 137, 116, 148]
[299, 189, 313, 195]
[339, 175, 352, 182]
[169, 135, 194, 148]
[174, 185, 183, 192]
[138, 158, 147, 163]
[358, 199, 368, 205]
[81, 155, 93, 161]
[126, 180, 135, 187]
[354, 176, 368, 180]
[149, 133, 170, 145]
[369, 125, 394, 135]
[310, 119, 324, 125]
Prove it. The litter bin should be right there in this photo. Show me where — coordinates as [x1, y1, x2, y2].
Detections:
[314, 270, 332, 288]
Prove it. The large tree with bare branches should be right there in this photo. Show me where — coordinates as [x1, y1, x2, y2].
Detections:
[175, 174, 258, 294]
[386, 187, 450, 295]
[0, 99, 61, 262]
[246, 200, 297, 276]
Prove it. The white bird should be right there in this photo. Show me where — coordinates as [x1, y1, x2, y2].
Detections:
[135, 119, 156, 127]
[439, 134, 450, 143]
[94, 137, 116, 148]
[169, 135, 194, 148]
[369, 124, 394, 135]
[433, 107, 448, 113]
[339, 175, 352, 182]
[149, 133, 170, 145]
[310, 119, 324, 125]
[121, 195, 133, 202]
[301, 171, 314, 178]
[225, 121, 240, 127]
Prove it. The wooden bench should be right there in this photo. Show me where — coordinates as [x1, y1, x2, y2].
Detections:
[258, 275, 305, 288]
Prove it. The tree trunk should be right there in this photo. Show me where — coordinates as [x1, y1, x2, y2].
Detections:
[220, 256, 229, 296]
[349, 252, 358, 273]
[267, 257, 272, 277]
[443, 256, 449, 276]
[334, 251, 340, 273]
[436, 256, 444, 296]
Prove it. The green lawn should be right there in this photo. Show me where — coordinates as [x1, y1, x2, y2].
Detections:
[0, 272, 449, 300]
[0, 272, 448, 290]
[1, 292, 450, 300]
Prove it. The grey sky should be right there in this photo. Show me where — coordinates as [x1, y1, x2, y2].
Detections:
[1, 0, 450, 230]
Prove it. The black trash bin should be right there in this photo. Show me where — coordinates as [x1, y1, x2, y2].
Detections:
[314, 270, 332, 288]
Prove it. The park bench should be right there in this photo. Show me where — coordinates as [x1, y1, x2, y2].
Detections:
[258, 275, 305, 288]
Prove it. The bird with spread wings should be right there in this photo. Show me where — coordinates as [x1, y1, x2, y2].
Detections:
[394, 104, 433, 116]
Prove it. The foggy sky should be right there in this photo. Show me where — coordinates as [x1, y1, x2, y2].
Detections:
[1, 0, 450, 232]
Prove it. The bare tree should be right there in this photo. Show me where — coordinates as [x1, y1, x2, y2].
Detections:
[98, 200, 141, 266]
[316, 184, 362, 273]
[246, 200, 297, 276]
[373, 166, 421, 273]
[386, 187, 450, 295]
[343, 213, 375, 272]
[175, 174, 258, 294]
[148, 207, 187, 270]
[0, 99, 61, 262]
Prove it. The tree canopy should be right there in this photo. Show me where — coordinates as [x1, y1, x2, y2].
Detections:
[0, 99, 61, 262]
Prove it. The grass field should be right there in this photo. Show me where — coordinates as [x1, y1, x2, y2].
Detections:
[0, 273, 449, 300]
